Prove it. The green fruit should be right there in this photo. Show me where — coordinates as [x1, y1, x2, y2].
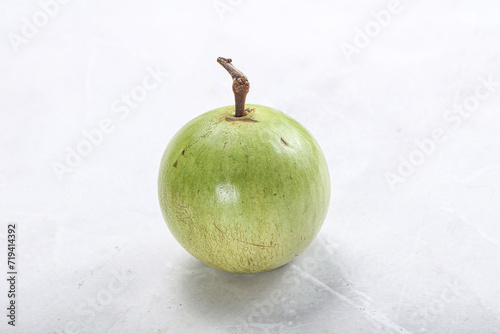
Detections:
[158, 58, 330, 273]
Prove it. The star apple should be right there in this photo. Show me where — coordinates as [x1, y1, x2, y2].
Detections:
[158, 58, 330, 273]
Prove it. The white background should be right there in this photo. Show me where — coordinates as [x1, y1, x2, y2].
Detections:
[1, 0, 500, 333]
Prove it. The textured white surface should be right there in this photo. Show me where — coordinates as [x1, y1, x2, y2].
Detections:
[1, 1, 500, 333]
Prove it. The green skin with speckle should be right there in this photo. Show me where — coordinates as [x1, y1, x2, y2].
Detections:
[158, 104, 330, 273]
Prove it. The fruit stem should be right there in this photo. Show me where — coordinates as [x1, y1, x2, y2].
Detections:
[217, 57, 250, 117]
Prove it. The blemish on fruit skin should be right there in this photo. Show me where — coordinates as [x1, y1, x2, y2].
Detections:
[173, 161, 178, 167]
[181, 149, 186, 156]
[213, 223, 223, 233]
[280, 137, 290, 147]
[223, 142, 227, 149]
[235, 238, 276, 248]
[213, 223, 275, 248]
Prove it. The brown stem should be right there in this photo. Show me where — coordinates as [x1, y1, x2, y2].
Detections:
[217, 57, 250, 117]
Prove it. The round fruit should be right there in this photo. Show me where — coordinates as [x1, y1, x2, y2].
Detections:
[158, 58, 330, 273]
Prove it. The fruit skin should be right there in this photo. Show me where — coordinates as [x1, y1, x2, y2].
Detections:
[158, 104, 330, 273]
